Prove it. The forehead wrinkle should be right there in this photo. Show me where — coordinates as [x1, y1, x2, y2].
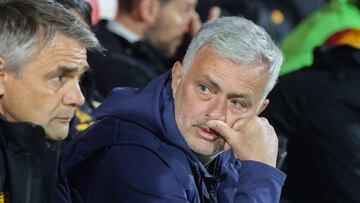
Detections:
[227, 92, 251, 100]
[48, 46, 87, 63]
[201, 69, 254, 102]
[50, 47, 86, 58]
[189, 48, 266, 99]
[58, 61, 89, 74]
[207, 62, 261, 101]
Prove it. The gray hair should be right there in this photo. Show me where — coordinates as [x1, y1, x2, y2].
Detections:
[182, 16, 283, 100]
[0, 0, 101, 76]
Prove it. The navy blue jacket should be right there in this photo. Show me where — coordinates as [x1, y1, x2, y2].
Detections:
[56, 71, 286, 203]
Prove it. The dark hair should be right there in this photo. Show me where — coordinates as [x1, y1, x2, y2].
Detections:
[118, 0, 170, 14]
[55, 0, 92, 26]
[118, 0, 140, 14]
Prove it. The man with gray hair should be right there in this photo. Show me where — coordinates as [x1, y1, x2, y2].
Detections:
[0, 0, 99, 202]
[57, 16, 285, 202]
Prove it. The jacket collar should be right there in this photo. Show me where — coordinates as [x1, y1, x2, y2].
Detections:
[0, 116, 49, 159]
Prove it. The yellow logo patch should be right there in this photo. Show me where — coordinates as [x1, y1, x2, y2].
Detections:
[0, 192, 10, 203]
[74, 108, 95, 132]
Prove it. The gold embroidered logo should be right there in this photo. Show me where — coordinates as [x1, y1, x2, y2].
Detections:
[75, 108, 95, 132]
[0, 192, 10, 203]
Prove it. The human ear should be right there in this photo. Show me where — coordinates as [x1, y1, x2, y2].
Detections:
[171, 61, 183, 98]
[256, 99, 269, 115]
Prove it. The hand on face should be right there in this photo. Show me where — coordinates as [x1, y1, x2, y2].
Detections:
[188, 6, 221, 37]
[206, 116, 278, 167]
[188, 11, 201, 37]
[207, 6, 221, 21]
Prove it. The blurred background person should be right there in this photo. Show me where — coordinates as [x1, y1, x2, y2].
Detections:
[87, 0, 199, 98]
[196, 0, 327, 43]
[58, 0, 93, 25]
[195, 0, 360, 76]
[279, 0, 360, 75]
[261, 28, 360, 203]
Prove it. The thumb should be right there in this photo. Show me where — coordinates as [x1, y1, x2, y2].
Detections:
[232, 116, 253, 131]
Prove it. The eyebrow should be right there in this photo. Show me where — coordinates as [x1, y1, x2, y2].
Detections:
[59, 65, 89, 74]
[228, 93, 251, 101]
[201, 75, 251, 100]
[201, 75, 221, 92]
[45, 65, 89, 78]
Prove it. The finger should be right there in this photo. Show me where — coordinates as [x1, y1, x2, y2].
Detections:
[206, 120, 238, 145]
[224, 142, 232, 152]
[207, 6, 221, 22]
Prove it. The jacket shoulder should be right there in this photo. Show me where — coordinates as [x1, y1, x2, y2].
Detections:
[68, 141, 191, 202]
[66, 117, 197, 202]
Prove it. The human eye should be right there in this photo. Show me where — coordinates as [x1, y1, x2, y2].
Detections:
[50, 73, 69, 90]
[54, 74, 66, 84]
[199, 84, 211, 94]
[231, 99, 246, 110]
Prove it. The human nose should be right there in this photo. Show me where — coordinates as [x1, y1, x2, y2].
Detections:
[63, 80, 85, 107]
[206, 97, 227, 122]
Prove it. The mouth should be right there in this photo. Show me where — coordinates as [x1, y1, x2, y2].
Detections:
[54, 116, 73, 123]
[196, 126, 218, 141]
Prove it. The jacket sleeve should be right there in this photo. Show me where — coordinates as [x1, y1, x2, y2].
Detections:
[218, 158, 286, 203]
[67, 145, 190, 203]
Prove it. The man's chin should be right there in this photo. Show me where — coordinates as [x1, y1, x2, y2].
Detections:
[45, 128, 69, 141]
[191, 143, 224, 158]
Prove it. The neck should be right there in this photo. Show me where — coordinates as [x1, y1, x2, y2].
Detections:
[115, 14, 146, 39]
[194, 152, 218, 167]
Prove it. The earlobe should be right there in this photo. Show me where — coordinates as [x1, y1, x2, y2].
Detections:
[171, 61, 183, 98]
[257, 99, 269, 115]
